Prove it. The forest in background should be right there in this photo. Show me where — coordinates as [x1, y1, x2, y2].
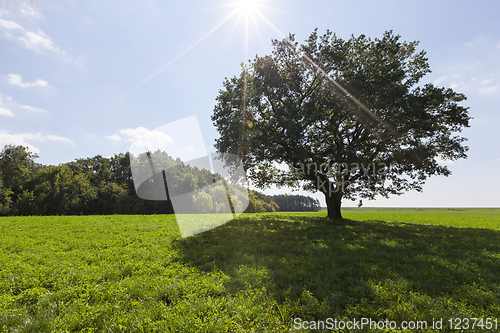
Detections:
[0, 145, 320, 216]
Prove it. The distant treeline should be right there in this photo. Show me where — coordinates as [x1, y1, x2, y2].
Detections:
[0, 145, 320, 216]
[271, 194, 321, 212]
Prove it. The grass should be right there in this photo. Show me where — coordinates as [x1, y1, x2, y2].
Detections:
[0, 209, 499, 332]
[341, 207, 500, 229]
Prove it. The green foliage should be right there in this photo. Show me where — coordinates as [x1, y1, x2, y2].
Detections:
[0, 173, 12, 216]
[13, 165, 97, 216]
[191, 191, 214, 213]
[0, 145, 334, 216]
[98, 182, 132, 215]
[245, 190, 279, 213]
[0, 212, 499, 332]
[180, 174, 197, 193]
[245, 192, 322, 214]
[211, 30, 471, 219]
[271, 194, 321, 212]
[66, 155, 113, 188]
[0, 145, 39, 201]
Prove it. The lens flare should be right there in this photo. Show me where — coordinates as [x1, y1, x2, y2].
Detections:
[237, 0, 260, 14]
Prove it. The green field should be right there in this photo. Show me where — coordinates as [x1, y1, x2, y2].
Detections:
[1, 209, 499, 332]
[343, 208, 500, 229]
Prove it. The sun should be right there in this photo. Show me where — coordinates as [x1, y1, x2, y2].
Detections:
[236, 0, 261, 15]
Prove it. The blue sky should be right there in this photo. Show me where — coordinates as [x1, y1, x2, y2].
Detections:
[0, 0, 499, 207]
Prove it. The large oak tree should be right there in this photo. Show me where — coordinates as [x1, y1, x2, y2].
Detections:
[211, 30, 471, 219]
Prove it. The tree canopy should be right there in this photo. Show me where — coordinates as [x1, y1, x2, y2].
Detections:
[271, 194, 320, 212]
[211, 30, 471, 219]
[0, 145, 318, 216]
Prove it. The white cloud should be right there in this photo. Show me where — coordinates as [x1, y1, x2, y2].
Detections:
[0, 93, 48, 116]
[118, 127, 174, 144]
[478, 84, 500, 95]
[21, 104, 47, 113]
[433, 71, 500, 96]
[433, 75, 448, 85]
[431, 72, 470, 92]
[477, 76, 500, 95]
[433, 74, 461, 86]
[6, 74, 49, 88]
[479, 78, 496, 86]
[0, 18, 23, 30]
[449, 81, 459, 90]
[18, 8, 44, 20]
[19, 29, 59, 54]
[0, 6, 44, 20]
[435, 36, 500, 97]
[435, 155, 455, 165]
[106, 127, 174, 155]
[184, 146, 194, 151]
[0, 18, 66, 56]
[0, 107, 14, 117]
[104, 134, 122, 142]
[0, 131, 74, 154]
[463, 36, 489, 49]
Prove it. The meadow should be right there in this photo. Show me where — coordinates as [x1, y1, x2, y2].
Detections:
[0, 209, 499, 332]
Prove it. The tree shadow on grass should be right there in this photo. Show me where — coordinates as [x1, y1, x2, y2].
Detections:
[172, 214, 500, 325]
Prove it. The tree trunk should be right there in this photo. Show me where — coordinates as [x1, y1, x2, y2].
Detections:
[324, 191, 343, 220]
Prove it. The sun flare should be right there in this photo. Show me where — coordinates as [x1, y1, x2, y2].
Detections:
[237, 0, 260, 14]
